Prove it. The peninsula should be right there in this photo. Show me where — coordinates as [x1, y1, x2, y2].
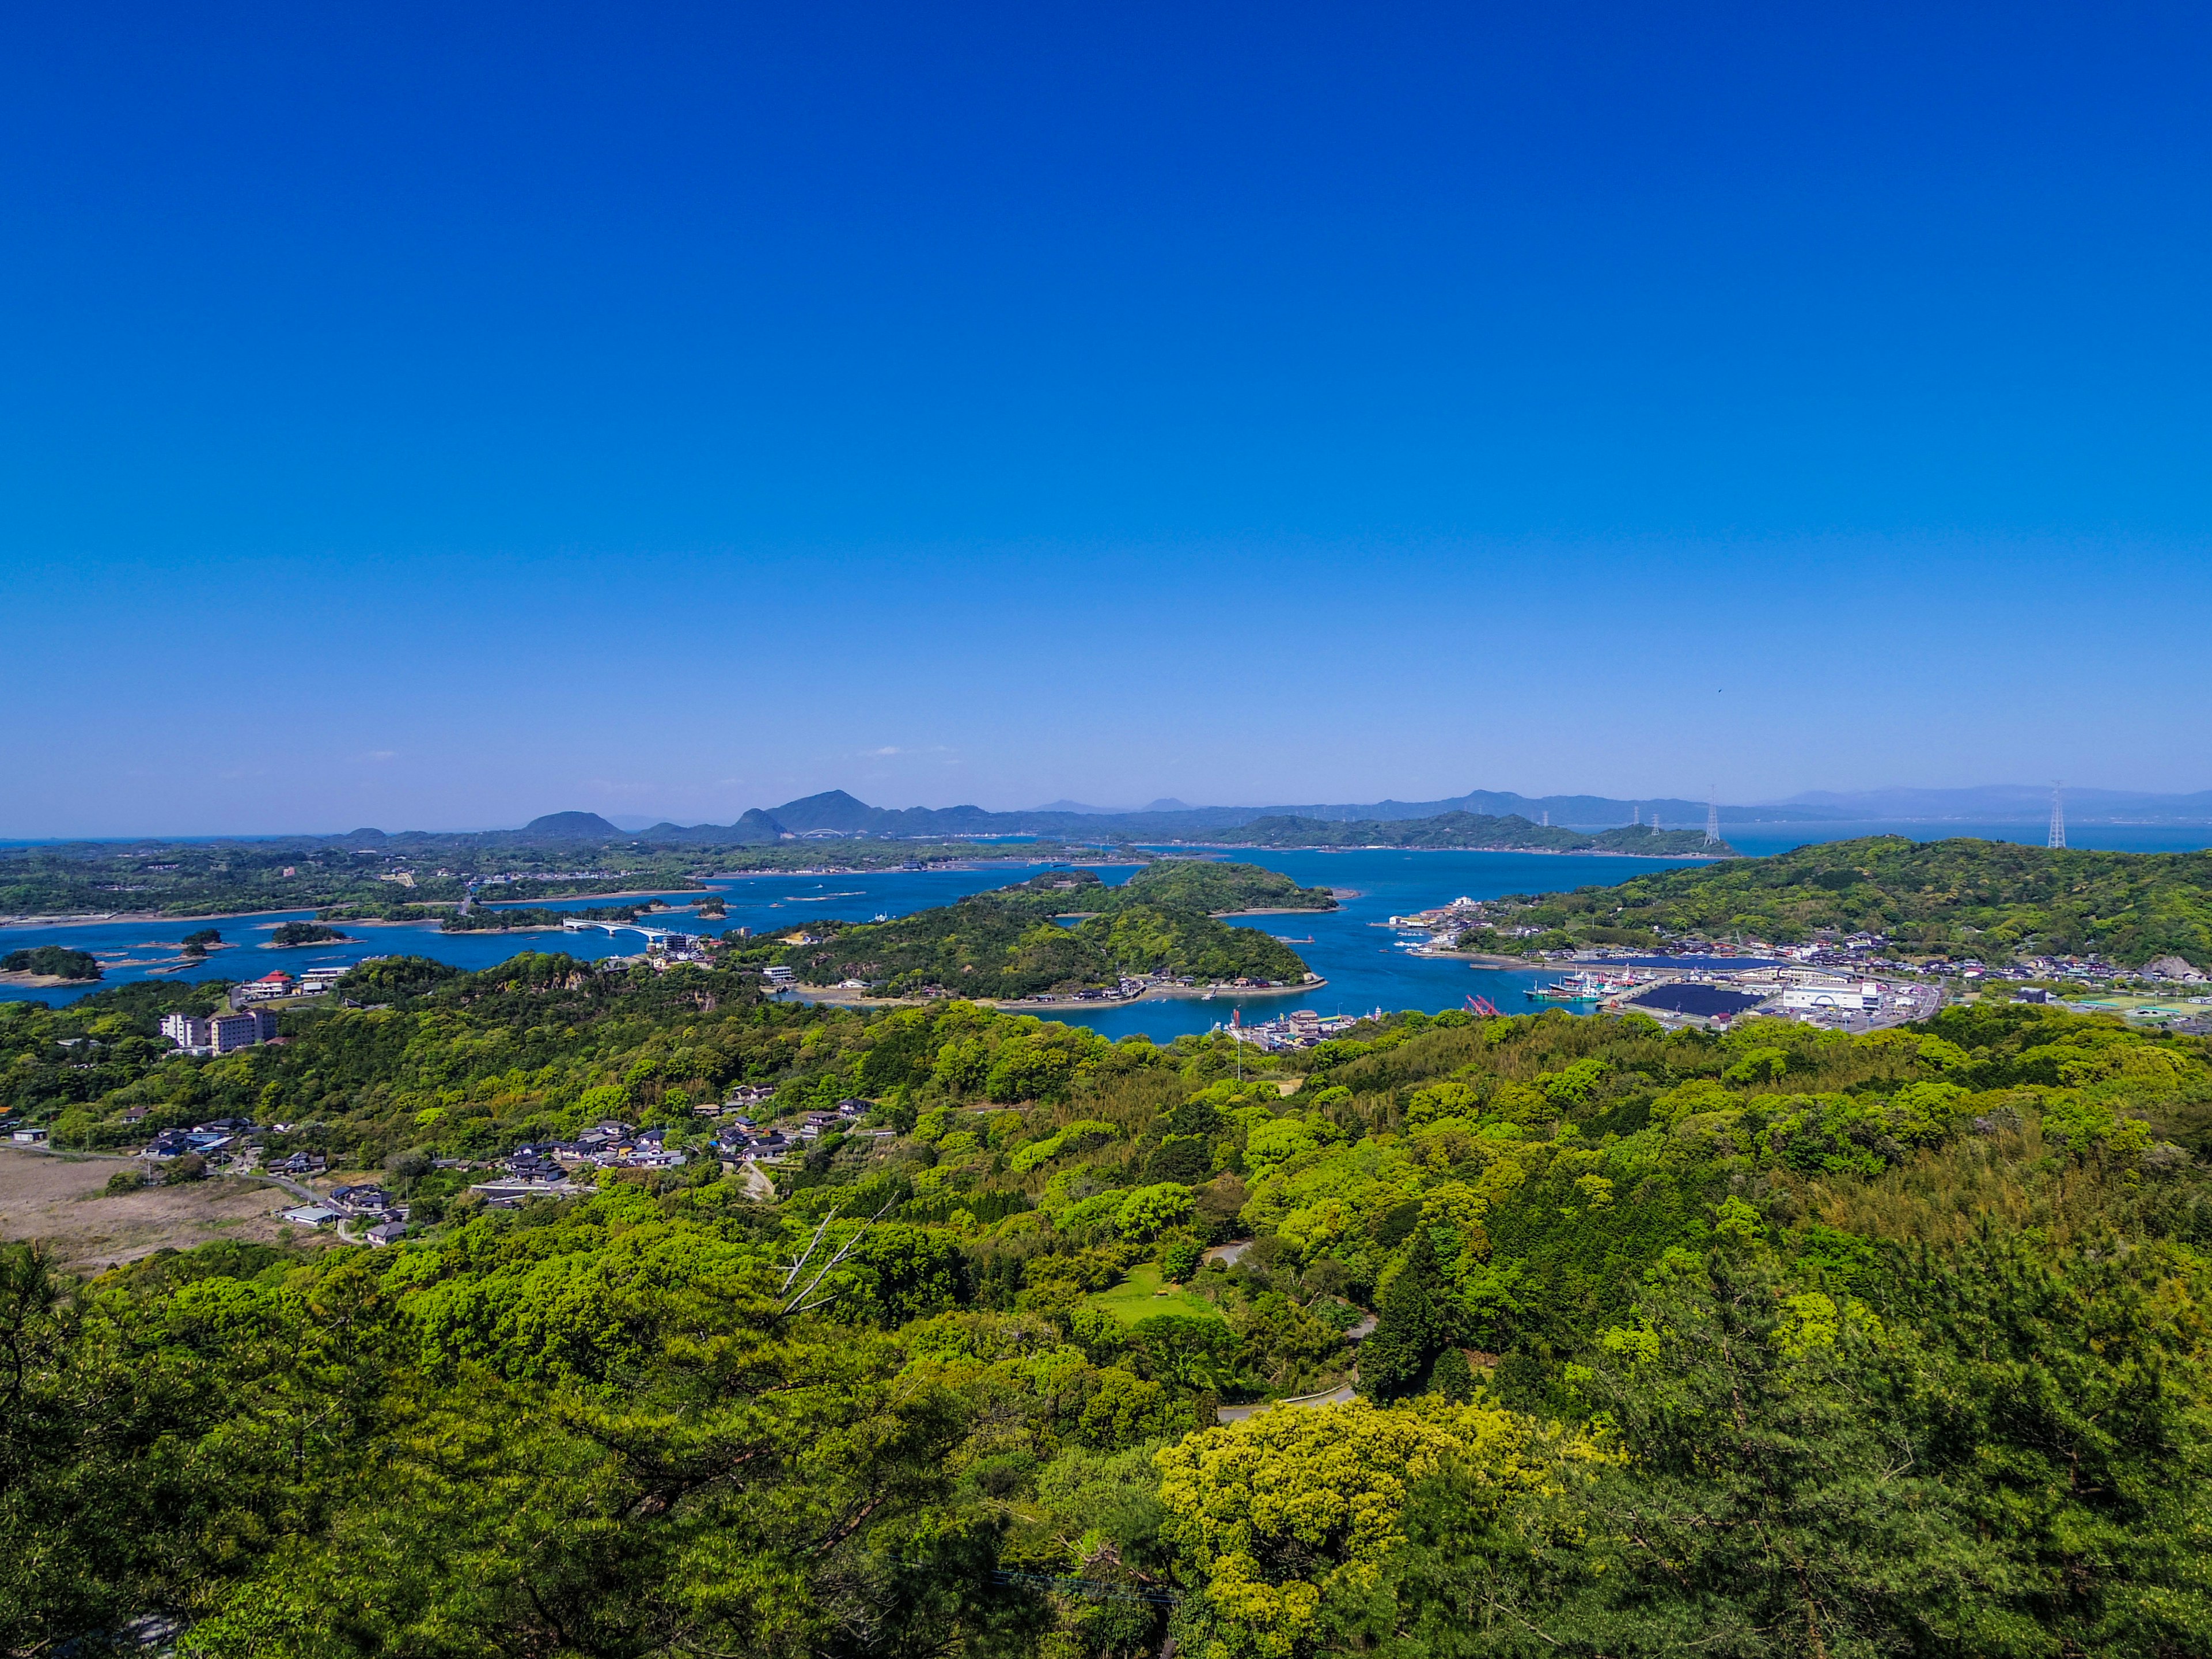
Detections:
[754, 862, 1327, 999]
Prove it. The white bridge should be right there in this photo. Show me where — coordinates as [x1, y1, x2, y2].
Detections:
[562, 917, 681, 945]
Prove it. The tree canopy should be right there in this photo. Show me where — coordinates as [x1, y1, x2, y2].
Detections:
[3, 950, 2212, 1657]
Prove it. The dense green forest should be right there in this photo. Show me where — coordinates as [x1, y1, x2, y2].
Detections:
[1219, 812, 1728, 857]
[1105, 859, 1338, 914]
[764, 865, 1322, 997]
[1480, 835, 2212, 968]
[0, 944, 102, 980]
[3, 949, 2211, 1657]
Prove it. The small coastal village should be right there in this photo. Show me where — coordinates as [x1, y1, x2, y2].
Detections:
[1362, 893, 2212, 1037]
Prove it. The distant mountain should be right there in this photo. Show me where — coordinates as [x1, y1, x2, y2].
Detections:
[521, 811, 625, 838]
[631, 809, 786, 845]
[1780, 785, 2212, 823]
[510, 779, 2212, 852]
[1224, 812, 1730, 857]
[605, 787, 1808, 845]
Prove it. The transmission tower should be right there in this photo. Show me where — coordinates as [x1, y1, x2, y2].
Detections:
[2047, 782, 2066, 849]
[1704, 786, 1722, 846]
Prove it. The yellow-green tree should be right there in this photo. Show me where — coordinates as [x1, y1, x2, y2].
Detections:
[1154, 1397, 1570, 1659]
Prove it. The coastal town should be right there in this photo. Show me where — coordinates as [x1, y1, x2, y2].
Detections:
[1374, 895, 2212, 1036]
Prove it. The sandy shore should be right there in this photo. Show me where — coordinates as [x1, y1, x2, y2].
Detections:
[0, 969, 103, 988]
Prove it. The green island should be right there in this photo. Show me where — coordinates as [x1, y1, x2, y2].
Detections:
[1217, 810, 1729, 856]
[0, 944, 102, 982]
[1469, 834, 2212, 968]
[267, 922, 347, 946]
[3, 945, 2210, 1656]
[759, 863, 1329, 998]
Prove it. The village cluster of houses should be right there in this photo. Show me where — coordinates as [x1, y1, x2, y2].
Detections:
[1221, 1009, 1370, 1052]
[142, 1118, 259, 1160]
[707, 1093, 879, 1161]
[279, 1183, 407, 1245]
[494, 1120, 690, 1184]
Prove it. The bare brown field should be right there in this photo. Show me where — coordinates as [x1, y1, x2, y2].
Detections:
[0, 1147, 330, 1276]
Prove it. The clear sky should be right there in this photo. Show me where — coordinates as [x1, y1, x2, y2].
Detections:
[7, 2, 2211, 835]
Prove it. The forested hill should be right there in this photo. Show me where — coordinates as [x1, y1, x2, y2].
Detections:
[1105, 859, 1338, 913]
[5, 955, 2212, 1656]
[1219, 810, 1728, 856]
[1493, 834, 2212, 967]
[766, 863, 1319, 997]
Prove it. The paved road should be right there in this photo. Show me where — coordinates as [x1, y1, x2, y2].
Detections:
[738, 1158, 777, 1201]
[1217, 1382, 1358, 1423]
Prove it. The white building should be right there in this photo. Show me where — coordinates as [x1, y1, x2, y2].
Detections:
[161, 1013, 211, 1050]
[1781, 982, 1881, 1012]
[209, 1008, 279, 1053]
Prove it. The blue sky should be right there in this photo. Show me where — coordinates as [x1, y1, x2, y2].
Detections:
[7, 2, 2211, 835]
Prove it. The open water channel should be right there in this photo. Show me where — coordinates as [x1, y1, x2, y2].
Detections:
[0, 850, 1617, 1036]
[5, 821, 2207, 1041]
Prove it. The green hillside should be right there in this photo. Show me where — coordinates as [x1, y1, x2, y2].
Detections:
[4, 956, 2210, 1657]
[1223, 810, 1728, 856]
[768, 863, 1315, 997]
[1109, 859, 1338, 913]
[1493, 834, 2212, 967]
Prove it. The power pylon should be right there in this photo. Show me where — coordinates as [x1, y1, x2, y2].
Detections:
[2048, 782, 2066, 849]
[1704, 786, 1722, 846]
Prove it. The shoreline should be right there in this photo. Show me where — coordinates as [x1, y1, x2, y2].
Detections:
[787, 975, 1328, 1012]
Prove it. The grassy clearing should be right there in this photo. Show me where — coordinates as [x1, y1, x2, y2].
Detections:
[1084, 1262, 1224, 1324]
[0, 1146, 323, 1276]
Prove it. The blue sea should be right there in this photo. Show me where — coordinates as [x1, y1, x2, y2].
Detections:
[5, 821, 2207, 1038]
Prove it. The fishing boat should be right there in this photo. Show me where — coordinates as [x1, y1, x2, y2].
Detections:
[1525, 972, 1616, 1003]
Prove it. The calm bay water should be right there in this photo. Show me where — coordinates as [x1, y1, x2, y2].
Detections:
[6, 820, 2207, 1037]
[0, 850, 1661, 1030]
